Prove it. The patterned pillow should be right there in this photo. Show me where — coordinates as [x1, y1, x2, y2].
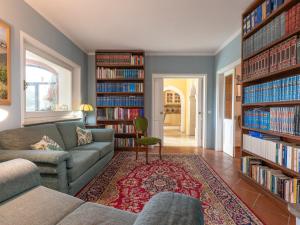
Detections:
[76, 127, 93, 146]
[31, 136, 63, 151]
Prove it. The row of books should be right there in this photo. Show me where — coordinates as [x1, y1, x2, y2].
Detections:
[243, 74, 300, 104]
[243, 132, 300, 172]
[241, 156, 300, 203]
[97, 108, 144, 121]
[243, 36, 300, 80]
[244, 106, 300, 135]
[115, 138, 135, 148]
[244, 108, 271, 130]
[243, 0, 285, 35]
[96, 96, 144, 107]
[96, 53, 144, 65]
[105, 124, 135, 134]
[243, 12, 285, 59]
[286, 2, 300, 35]
[96, 83, 143, 93]
[96, 68, 144, 80]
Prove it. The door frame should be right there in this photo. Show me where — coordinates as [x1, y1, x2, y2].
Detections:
[215, 59, 241, 151]
[152, 73, 207, 148]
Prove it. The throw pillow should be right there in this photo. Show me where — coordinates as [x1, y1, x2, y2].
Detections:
[31, 136, 64, 151]
[76, 127, 93, 146]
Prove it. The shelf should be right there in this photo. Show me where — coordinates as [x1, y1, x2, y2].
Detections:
[243, 28, 300, 61]
[96, 64, 144, 68]
[97, 79, 144, 82]
[97, 92, 144, 96]
[242, 64, 300, 84]
[239, 172, 288, 207]
[242, 0, 297, 40]
[242, 149, 300, 178]
[96, 106, 144, 109]
[242, 127, 300, 141]
[242, 100, 300, 107]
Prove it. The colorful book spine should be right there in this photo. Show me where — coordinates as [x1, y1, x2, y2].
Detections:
[97, 108, 144, 121]
[105, 124, 135, 133]
[96, 53, 144, 66]
[96, 68, 144, 79]
[96, 96, 144, 107]
[115, 138, 135, 148]
[96, 83, 143, 93]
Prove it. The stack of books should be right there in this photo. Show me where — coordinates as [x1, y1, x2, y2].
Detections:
[96, 83, 143, 93]
[241, 156, 300, 203]
[244, 108, 271, 130]
[96, 96, 144, 107]
[96, 68, 144, 80]
[97, 108, 144, 121]
[115, 138, 135, 148]
[243, 74, 300, 104]
[96, 53, 144, 65]
[105, 124, 135, 134]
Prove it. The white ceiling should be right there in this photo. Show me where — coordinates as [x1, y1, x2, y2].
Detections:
[25, 0, 251, 55]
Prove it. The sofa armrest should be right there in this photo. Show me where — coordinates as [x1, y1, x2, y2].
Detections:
[91, 128, 114, 142]
[0, 150, 73, 168]
[0, 159, 41, 203]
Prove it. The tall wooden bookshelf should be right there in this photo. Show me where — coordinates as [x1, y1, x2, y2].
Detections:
[240, 0, 300, 207]
[95, 50, 145, 150]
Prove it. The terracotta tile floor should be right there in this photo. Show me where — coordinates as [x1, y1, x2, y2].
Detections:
[141, 146, 296, 225]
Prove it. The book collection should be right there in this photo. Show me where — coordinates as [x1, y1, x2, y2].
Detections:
[115, 138, 135, 148]
[96, 83, 143, 93]
[243, 132, 300, 172]
[105, 124, 135, 134]
[241, 156, 300, 203]
[243, 2, 300, 60]
[96, 96, 144, 107]
[96, 53, 144, 66]
[96, 68, 144, 80]
[242, 36, 300, 80]
[243, 74, 300, 104]
[244, 106, 300, 134]
[97, 108, 144, 121]
[243, 0, 285, 35]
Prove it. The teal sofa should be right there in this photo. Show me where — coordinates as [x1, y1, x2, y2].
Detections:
[0, 159, 203, 225]
[0, 121, 114, 195]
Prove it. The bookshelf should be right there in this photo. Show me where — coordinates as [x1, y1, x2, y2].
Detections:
[241, 0, 300, 206]
[95, 50, 145, 150]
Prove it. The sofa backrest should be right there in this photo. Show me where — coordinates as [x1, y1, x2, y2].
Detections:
[0, 159, 41, 203]
[0, 124, 66, 150]
[55, 121, 85, 150]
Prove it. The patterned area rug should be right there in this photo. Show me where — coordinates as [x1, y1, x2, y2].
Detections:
[77, 152, 263, 225]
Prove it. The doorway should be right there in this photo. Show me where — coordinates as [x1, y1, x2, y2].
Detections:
[152, 74, 207, 148]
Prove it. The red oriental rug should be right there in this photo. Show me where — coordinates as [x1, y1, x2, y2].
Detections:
[76, 152, 263, 225]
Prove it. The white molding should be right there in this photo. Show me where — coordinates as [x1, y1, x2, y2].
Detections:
[145, 51, 215, 56]
[214, 29, 241, 55]
[88, 52, 95, 56]
[152, 73, 207, 148]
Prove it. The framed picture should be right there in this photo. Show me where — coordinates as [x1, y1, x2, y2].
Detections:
[0, 20, 10, 105]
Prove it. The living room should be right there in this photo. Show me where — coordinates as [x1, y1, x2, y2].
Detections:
[1, 0, 300, 224]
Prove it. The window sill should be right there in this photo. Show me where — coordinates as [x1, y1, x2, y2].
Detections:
[23, 112, 82, 126]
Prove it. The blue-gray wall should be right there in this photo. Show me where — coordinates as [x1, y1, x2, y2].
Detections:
[0, 0, 88, 131]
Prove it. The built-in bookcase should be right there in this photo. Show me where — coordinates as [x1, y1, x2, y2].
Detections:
[240, 0, 300, 206]
[95, 50, 145, 150]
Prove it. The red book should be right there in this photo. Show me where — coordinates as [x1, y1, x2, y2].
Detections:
[290, 6, 297, 33]
[278, 43, 284, 71]
[296, 3, 300, 31]
[286, 9, 290, 34]
[290, 36, 297, 66]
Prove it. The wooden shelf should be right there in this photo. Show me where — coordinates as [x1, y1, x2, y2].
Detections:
[97, 92, 143, 96]
[242, 100, 300, 107]
[242, 64, 300, 84]
[243, 29, 300, 61]
[242, 127, 300, 141]
[97, 79, 144, 82]
[240, 172, 288, 207]
[242, 149, 300, 178]
[96, 64, 144, 68]
[242, 0, 297, 40]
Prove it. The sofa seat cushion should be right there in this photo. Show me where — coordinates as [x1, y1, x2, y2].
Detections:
[0, 124, 65, 150]
[68, 150, 99, 181]
[71, 142, 113, 159]
[57, 202, 137, 225]
[0, 186, 83, 225]
[56, 121, 85, 150]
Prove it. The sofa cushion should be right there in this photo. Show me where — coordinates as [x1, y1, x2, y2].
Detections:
[0, 186, 83, 225]
[56, 121, 85, 150]
[0, 124, 65, 150]
[133, 192, 204, 225]
[71, 142, 113, 159]
[31, 135, 64, 151]
[57, 202, 137, 225]
[76, 127, 93, 146]
[68, 150, 99, 181]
